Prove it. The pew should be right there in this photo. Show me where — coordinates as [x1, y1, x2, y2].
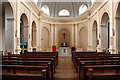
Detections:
[9, 52, 58, 66]
[74, 54, 120, 72]
[86, 65, 120, 80]
[72, 51, 99, 61]
[3, 55, 58, 68]
[79, 60, 120, 79]
[2, 52, 59, 80]
[2, 65, 48, 80]
[75, 57, 120, 73]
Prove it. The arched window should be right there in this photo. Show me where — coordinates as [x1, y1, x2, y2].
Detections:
[41, 5, 50, 15]
[91, 0, 95, 4]
[79, 4, 88, 15]
[33, 0, 38, 4]
[58, 9, 70, 17]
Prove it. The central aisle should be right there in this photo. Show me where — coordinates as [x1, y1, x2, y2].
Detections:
[54, 56, 79, 80]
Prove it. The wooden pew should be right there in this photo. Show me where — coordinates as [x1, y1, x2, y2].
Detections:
[2, 65, 48, 80]
[72, 52, 107, 66]
[76, 57, 120, 73]
[26, 52, 58, 65]
[74, 54, 120, 72]
[3, 55, 58, 68]
[9, 52, 58, 66]
[72, 51, 99, 61]
[2, 60, 54, 78]
[79, 60, 120, 79]
[2, 56, 57, 70]
[86, 65, 120, 80]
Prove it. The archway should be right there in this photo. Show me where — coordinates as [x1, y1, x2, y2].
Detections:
[79, 27, 88, 51]
[20, 13, 28, 43]
[41, 27, 49, 51]
[58, 29, 70, 47]
[2, 2, 14, 52]
[116, 3, 120, 53]
[31, 21, 36, 47]
[101, 12, 110, 51]
[92, 21, 98, 50]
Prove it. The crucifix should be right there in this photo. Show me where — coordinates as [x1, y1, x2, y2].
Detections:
[62, 33, 67, 39]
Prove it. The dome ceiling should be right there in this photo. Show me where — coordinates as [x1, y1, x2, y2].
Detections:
[37, 0, 92, 17]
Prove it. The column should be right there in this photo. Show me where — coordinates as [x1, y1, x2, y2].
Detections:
[0, 1, 2, 52]
[97, 12, 102, 52]
[38, 19, 42, 51]
[55, 24, 58, 49]
[28, 12, 32, 52]
[71, 24, 75, 47]
[109, 0, 114, 54]
[16, 1, 21, 54]
[6, 18, 14, 52]
[75, 24, 78, 48]
[88, 19, 92, 51]
[51, 24, 54, 51]
[115, 17, 120, 54]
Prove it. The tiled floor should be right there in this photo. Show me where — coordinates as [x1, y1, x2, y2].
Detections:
[54, 56, 79, 80]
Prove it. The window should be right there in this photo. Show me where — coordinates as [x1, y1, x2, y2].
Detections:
[33, 0, 38, 4]
[79, 4, 88, 15]
[58, 9, 70, 17]
[41, 5, 50, 15]
[91, 0, 95, 4]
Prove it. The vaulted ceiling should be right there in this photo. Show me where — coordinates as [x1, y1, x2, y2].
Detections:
[36, 0, 92, 17]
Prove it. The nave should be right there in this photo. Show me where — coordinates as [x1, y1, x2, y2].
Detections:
[54, 56, 78, 79]
[2, 51, 120, 80]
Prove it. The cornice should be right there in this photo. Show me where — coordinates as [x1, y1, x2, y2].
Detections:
[39, 11, 89, 24]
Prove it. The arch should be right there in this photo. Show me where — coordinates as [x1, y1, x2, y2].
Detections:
[92, 20, 98, 51]
[91, 0, 95, 4]
[79, 4, 88, 15]
[31, 21, 37, 47]
[101, 12, 110, 51]
[20, 13, 29, 43]
[41, 5, 50, 15]
[33, 0, 38, 4]
[58, 28, 70, 47]
[79, 27, 88, 51]
[58, 9, 70, 17]
[116, 2, 120, 53]
[41, 27, 49, 51]
[2, 2, 14, 53]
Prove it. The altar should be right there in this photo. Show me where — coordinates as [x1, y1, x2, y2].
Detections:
[60, 47, 70, 56]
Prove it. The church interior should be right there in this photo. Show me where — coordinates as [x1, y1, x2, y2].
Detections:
[1, 0, 120, 80]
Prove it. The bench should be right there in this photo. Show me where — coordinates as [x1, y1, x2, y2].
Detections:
[3, 55, 58, 68]
[74, 54, 120, 72]
[79, 60, 120, 79]
[2, 65, 48, 80]
[86, 65, 120, 80]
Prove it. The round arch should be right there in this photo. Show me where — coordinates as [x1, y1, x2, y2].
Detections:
[79, 4, 88, 15]
[41, 5, 50, 15]
[79, 27, 88, 51]
[92, 20, 98, 51]
[41, 27, 49, 51]
[58, 9, 71, 17]
[31, 21, 37, 47]
[58, 28, 70, 47]
[101, 12, 110, 51]
[20, 13, 29, 43]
